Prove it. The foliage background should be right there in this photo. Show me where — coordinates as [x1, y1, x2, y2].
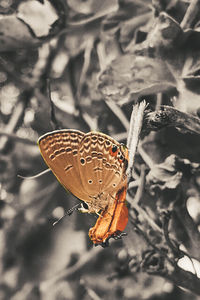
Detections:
[0, 0, 200, 299]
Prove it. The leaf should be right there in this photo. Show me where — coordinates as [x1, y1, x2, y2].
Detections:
[0, 15, 39, 51]
[146, 154, 200, 192]
[102, 0, 150, 36]
[17, 0, 58, 37]
[67, 0, 118, 16]
[147, 12, 183, 52]
[98, 55, 176, 104]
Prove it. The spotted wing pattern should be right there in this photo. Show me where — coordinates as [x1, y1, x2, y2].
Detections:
[78, 131, 128, 196]
[38, 129, 128, 212]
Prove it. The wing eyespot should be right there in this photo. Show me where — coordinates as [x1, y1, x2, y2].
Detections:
[80, 158, 85, 165]
[112, 145, 118, 153]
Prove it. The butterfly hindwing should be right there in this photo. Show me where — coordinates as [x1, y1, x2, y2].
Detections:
[77, 132, 126, 196]
[38, 129, 91, 202]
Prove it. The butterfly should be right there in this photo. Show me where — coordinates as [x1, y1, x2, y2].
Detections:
[38, 129, 129, 245]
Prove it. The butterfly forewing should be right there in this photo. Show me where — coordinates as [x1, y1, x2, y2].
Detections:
[38, 129, 91, 202]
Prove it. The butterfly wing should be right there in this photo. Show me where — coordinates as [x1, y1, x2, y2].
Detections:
[38, 129, 91, 202]
[77, 131, 127, 196]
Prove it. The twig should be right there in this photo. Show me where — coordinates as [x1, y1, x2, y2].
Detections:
[180, 0, 200, 30]
[67, 2, 118, 26]
[145, 106, 200, 134]
[67, 56, 81, 110]
[161, 211, 198, 276]
[105, 99, 130, 131]
[155, 93, 162, 110]
[9, 283, 35, 300]
[66, 55, 91, 129]
[128, 179, 139, 189]
[112, 131, 127, 142]
[0, 100, 27, 151]
[82, 112, 98, 131]
[127, 100, 147, 177]
[174, 206, 200, 261]
[133, 164, 146, 205]
[161, 211, 180, 257]
[47, 79, 61, 130]
[128, 199, 162, 234]
[0, 130, 35, 145]
[97, 42, 107, 71]
[76, 37, 94, 100]
[130, 218, 173, 264]
[80, 279, 101, 300]
[40, 34, 66, 92]
[165, 265, 200, 295]
[137, 143, 155, 169]
[84, 288, 101, 300]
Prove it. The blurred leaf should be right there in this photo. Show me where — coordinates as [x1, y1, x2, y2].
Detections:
[175, 79, 200, 113]
[41, 280, 74, 300]
[98, 55, 176, 104]
[119, 11, 152, 49]
[17, 0, 58, 37]
[146, 154, 200, 192]
[123, 12, 200, 112]
[102, 0, 151, 37]
[146, 12, 183, 55]
[67, 0, 118, 16]
[0, 15, 39, 51]
[152, 0, 188, 22]
[0, 154, 16, 190]
[19, 177, 58, 221]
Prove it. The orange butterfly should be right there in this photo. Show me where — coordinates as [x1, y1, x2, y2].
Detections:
[38, 129, 128, 245]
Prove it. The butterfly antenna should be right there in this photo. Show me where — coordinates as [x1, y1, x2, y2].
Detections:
[53, 203, 81, 226]
[17, 169, 51, 179]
